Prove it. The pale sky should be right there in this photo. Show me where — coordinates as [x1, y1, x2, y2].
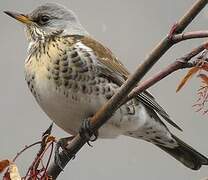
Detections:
[1, 0, 208, 180]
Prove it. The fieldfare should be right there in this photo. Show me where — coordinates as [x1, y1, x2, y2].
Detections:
[4, 3, 208, 170]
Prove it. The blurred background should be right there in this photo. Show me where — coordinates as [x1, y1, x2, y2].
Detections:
[1, 0, 208, 179]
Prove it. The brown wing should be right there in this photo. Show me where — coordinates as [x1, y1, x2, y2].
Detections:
[79, 36, 182, 131]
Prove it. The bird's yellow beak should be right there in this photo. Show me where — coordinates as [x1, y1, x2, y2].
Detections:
[4, 11, 32, 25]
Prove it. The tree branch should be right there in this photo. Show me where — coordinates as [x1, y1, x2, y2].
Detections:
[122, 41, 208, 105]
[173, 31, 208, 43]
[47, 0, 208, 178]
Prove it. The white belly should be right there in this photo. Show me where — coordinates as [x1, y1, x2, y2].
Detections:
[35, 79, 126, 138]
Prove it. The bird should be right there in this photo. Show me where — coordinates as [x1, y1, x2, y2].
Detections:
[4, 3, 208, 170]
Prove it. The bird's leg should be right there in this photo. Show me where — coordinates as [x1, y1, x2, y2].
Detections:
[55, 136, 75, 170]
[79, 117, 98, 146]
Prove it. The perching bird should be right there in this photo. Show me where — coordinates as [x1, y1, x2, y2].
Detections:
[4, 3, 208, 170]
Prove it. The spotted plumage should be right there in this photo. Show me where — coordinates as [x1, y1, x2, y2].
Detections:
[5, 2, 208, 170]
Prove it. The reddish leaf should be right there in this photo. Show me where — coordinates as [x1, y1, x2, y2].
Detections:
[198, 73, 208, 85]
[0, 160, 10, 173]
[3, 171, 11, 180]
[176, 67, 200, 92]
[204, 43, 208, 50]
[201, 63, 208, 71]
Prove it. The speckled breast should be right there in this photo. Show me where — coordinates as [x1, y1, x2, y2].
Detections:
[24, 36, 118, 134]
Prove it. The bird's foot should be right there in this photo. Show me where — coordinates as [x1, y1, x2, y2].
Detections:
[168, 22, 179, 40]
[79, 118, 98, 147]
[54, 136, 75, 170]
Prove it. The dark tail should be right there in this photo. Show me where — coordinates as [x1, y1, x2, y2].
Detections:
[156, 134, 208, 170]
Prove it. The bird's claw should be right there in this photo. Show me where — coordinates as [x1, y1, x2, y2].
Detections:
[168, 22, 179, 40]
[79, 118, 98, 146]
[54, 136, 75, 170]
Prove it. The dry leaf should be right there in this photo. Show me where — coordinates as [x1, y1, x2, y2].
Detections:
[3, 171, 11, 180]
[201, 63, 208, 71]
[8, 163, 21, 180]
[45, 135, 56, 144]
[0, 160, 10, 173]
[198, 73, 208, 85]
[204, 43, 208, 50]
[176, 67, 200, 92]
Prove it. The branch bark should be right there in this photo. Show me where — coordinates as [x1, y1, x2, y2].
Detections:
[122, 41, 208, 105]
[172, 31, 208, 43]
[47, 0, 208, 178]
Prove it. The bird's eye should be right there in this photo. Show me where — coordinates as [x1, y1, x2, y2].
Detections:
[39, 15, 50, 24]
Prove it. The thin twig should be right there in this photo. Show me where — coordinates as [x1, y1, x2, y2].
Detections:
[12, 141, 42, 162]
[48, 0, 208, 178]
[173, 30, 208, 43]
[122, 42, 208, 104]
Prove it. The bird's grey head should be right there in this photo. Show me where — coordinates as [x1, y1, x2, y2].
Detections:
[4, 3, 88, 42]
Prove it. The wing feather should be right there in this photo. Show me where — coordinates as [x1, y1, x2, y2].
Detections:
[78, 36, 182, 131]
